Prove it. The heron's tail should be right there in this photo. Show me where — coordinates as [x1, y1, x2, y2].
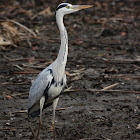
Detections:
[28, 101, 53, 119]
[28, 101, 40, 118]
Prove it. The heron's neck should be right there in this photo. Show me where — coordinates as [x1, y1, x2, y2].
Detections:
[56, 12, 68, 67]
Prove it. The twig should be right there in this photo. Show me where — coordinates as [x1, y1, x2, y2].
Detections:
[73, 68, 85, 73]
[134, 65, 140, 70]
[4, 56, 38, 62]
[102, 83, 119, 90]
[0, 127, 28, 131]
[11, 110, 27, 114]
[14, 71, 40, 74]
[65, 71, 79, 77]
[102, 58, 140, 64]
[80, 138, 101, 140]
[14, 64, 24, 70]
[104, 75, 140, 79]
[56, 108, 66, 111]
[1, 82, 29, 85]
[11, 92, 28, 97]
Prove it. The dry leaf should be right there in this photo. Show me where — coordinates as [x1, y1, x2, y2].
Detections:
[32, 7, 53, 19]
[0, 36, 12, 45]
[0, 21, 20, 44]
[1, 22, 19, 36]
[136, 124, 140, 130]
[121, 31, 126, 36]
[0, 20, 35, 46]
[39, 7, 53, 16]
[5, 95, 13, 99]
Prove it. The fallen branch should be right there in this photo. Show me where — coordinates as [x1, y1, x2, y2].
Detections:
[64, 88, 140, 94]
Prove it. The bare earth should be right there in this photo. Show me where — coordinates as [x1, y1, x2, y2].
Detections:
[0, 0, 140, 140]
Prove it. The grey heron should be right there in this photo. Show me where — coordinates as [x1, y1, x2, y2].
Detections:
[28, 3, 92, 138]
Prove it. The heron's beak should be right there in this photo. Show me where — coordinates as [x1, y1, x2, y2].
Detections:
[72, 5, 93, 10]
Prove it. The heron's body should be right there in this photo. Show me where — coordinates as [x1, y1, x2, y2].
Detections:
[28, 62, 66, 118]
[27, 3, 92, 138]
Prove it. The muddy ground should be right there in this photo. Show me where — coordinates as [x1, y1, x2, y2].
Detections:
[0, 0, 140, 140]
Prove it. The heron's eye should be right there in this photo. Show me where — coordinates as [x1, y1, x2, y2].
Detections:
[66, 6, 70, 9]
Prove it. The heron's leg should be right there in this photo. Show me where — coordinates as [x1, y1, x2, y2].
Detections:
[52, 97, 59, 139]
[36, 96, 45, 139]
[52, 97, 59, 125]
[39, 96, 45, 125]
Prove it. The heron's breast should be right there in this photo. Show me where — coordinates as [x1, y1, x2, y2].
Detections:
[48, 84, 63, 98]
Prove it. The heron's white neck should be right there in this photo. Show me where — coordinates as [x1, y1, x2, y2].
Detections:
[56, 12, 68, 67]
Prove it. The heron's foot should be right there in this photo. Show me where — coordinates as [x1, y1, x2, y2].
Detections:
[29, 124, 36, 138]
[49, 120, 56, 130]
[29, 124, 40, 140]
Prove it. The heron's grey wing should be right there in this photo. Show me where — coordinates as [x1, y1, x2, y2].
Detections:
[28, 68, 53, 111]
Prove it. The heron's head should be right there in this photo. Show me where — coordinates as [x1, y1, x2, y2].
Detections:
[56, 3, 93, 16]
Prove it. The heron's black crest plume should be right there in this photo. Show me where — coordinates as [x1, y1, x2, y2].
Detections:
[56, 3, 68, 11]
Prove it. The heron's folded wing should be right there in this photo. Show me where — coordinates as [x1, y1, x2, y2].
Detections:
[28, 68, 53, 110]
